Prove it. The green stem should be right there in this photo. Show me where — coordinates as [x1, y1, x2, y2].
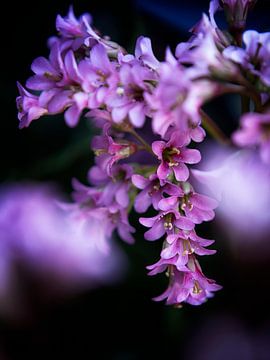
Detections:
[200, 110, 231, 145]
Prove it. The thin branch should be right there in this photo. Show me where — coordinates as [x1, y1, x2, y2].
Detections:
[129, 129, 154, 154]
[200, 109, 231, 145]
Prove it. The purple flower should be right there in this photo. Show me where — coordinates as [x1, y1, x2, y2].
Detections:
[162, 231, 216, 260]
[223, 30, 270, 86]
[90, 163, 133, 209]
[78, 44, 118, 109]
[92, 125, 137, 176]
[50, 6, 102, 52]
[26, 43, 65, 91]
[107, 205, 136, 244]
[233, 112, 270, 164]
[145, 53, 208, 141]
[78, 161, 135, 243]
[134, 36, 160, 70]
[158, 186, 218, 224]
[150, 258, 221, 306]
[148, 231, 215, 273]
[16, 83, 47, 128]
[152, 131, 201, 182]
[106, 61, 157, 128]
[0, 184, 125, 293]
[132, 174, 182, 213]
[210, 0, 257, 30]
[56, 6, 92, 40]
[139, 210, 194, 241]
[192, 146, 270, 240]
[23, 44, 88, 127]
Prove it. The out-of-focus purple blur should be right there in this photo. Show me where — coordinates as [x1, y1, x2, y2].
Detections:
[0, 183, 126, 316]
[193, 144, 270, 258]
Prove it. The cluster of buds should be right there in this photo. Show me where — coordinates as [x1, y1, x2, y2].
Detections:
[17, 1, 270, 307]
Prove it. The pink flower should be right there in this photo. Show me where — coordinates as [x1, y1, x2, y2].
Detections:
[0, 184, 125, 292]
[192, 147, 270, 241]
[209, 0, 257, 32]
[106, 61, 157, 128]
[16, 83, 47, 128]
[132, 174, 182, 213]
[78, 44, 119, 109]
[145, 53, 207, 140]
[223, 30, 270, 87]
[149, 257, 221, 306]
[152, 131, 201, 182]
[92, 125, 137, 175]
[233, 112, 270, 164]
[158, 186, 218, 224]
[139, 210, 194, 241]
[134, 36, 160, 70]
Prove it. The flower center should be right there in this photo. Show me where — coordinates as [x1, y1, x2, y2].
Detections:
[192, 280, 202, 295]
[163, 213, 173, 231]
[163, 147, 180, 167]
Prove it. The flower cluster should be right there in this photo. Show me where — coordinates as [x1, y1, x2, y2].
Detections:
[16, 1, 269, 307]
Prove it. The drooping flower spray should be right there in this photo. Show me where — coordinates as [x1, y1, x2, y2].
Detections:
[17, 1, 269, 307]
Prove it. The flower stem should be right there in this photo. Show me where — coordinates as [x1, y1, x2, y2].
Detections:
[200, 109, 231, 145]
[241, 95, 250, 114]
[129, 129, 154, 154]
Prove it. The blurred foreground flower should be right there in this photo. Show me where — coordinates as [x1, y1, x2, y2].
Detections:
[0, 183, 125, 315]
[193, 146, 270, 256]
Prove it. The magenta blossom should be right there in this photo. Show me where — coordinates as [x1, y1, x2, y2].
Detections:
[55, 5, 92, 49]
[78, 44, 119, 109]
[134, 36, 160, 70]
[132, 174, 183, 213]
[145, 54, 206, 140]
[210, 0, 257, 30]
[148, 231, 215, 273]
[0, 184, 125, 294]
[149, 257, 221, 306]
[76, 160, 136, 243]
[158, 187, 218, 224]
[16, 83, 47, 128]
[152, 131, 201, 182]
[106, 61, 157, 128]
[162, 231, 216, 261]
[192, 147, 270, 239]
[89, 162, 133, 209]
[92, 126, 137, 175]
[233, 112, 270, 164]
[223, 30, 270, 86]
[139, 210, 194, 241]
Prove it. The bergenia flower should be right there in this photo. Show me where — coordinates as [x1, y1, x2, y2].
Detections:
[152, 131, 201, 182]
[210, 0, 257, 30]
[106, 61, 157, 128]
[233, 112, 270, 164]
[158, 187, 218, 224]
[134, 36, 160, 70]
[0, 184, 125, 291]
[16, 83, 48, 128]
[149, 257, 221, 306]
[78, 43, 118, 109]
[92, 126, 137, 175]
[145, 55, 204, 139]
[139, 210, 194, 241]
[132, 174, 183, 213]
[223, 30, 270, 87]
[16, 2, 239, 309]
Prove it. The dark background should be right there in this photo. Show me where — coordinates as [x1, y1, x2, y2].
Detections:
[1, 1, 270, 359]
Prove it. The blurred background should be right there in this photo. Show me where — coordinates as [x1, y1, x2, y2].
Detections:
[1, 0, 270, 359]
